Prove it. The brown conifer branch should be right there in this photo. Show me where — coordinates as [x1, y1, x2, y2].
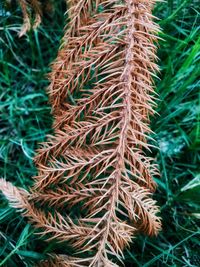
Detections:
[33, 1, 161, 265]
[17, 0, 42, 37]
[0, 0, 161, 266]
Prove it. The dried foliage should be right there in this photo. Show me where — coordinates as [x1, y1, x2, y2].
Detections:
[0, 0, 161, 266]
[15, 0, 42, 36]
[9, 0, 55, 37]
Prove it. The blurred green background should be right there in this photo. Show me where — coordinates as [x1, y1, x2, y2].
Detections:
[0, 0, 199, 266]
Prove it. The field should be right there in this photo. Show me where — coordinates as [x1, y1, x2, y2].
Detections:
[0, 0, 199, 266]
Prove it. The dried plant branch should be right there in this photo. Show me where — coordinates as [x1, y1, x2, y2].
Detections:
[17, 0, 42, 36]
[0, 0, 161, 266]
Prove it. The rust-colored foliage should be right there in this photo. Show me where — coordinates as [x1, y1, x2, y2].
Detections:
[0, 0, 161, 266]
[16, 0, 42, 37]
[12, 0, 55, 37]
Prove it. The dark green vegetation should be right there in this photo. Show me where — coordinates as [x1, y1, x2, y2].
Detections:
[0, 0, 199, 266]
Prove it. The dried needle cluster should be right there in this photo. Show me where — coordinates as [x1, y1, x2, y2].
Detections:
[15, 0, 42, 37]
[12, 0, 54, 37]
[0, 0, 161, 266]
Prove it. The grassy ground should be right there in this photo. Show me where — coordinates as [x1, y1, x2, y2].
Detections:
[0, 0, 199, 266]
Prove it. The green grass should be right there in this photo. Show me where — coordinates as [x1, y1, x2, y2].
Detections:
[0, 0, 199, 266]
